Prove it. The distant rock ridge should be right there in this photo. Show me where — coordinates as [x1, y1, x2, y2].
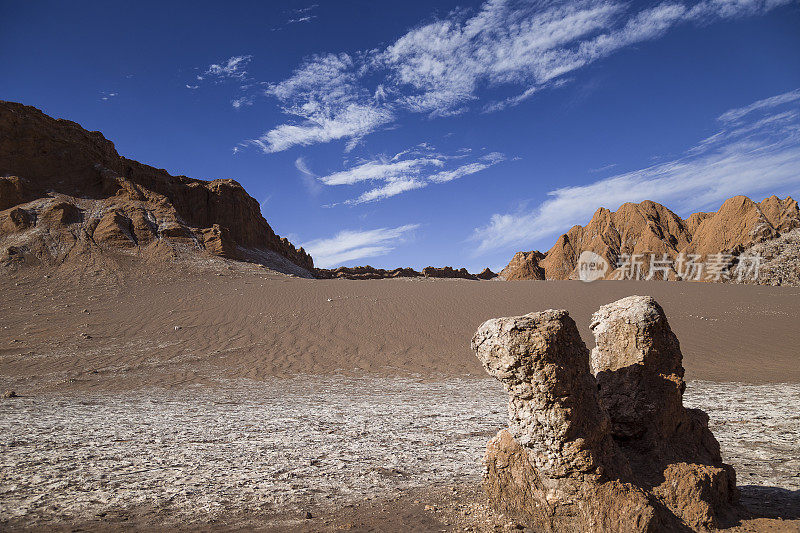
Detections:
[314, 265, 497, 280]
[0, 101, 313, 275]
[314, 266, 421, 280]
[500, 195, 800, 281]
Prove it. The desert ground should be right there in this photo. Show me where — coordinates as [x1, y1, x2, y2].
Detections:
[1, 258, 799, 531]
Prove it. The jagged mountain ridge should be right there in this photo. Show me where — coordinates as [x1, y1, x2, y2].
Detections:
[314, 265, 497, 280]
[501, 195, 800, 281]
[0, 101, 314, 275]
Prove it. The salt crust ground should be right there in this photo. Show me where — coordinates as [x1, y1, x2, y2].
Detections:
[1, 377, 798, 530]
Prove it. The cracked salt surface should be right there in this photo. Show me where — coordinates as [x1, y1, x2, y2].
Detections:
[0, 377, 798, 526]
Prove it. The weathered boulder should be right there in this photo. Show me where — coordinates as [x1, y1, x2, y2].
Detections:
[473, 310, 628, 481]
[473, 309, 656, 531]
[590, 296, 738, 529]
[474, 296, 739, 532]
[483, 429, 659, 533]
[590, 296, 686, 442]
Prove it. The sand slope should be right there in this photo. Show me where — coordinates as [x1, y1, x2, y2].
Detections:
[1, 261, 798, 392]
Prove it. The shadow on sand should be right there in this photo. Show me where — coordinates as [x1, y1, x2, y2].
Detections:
[737, 485, 800, 521]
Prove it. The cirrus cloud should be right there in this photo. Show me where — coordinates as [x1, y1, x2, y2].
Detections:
[249, 0, 792, 152]
[301, 224, 421, 267]
[308, 145, 506, 204]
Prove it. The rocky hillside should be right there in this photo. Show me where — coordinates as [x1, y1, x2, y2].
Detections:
[501, 195, 800, 281]
[734, 228, 800, 287]
[0, 101, 314, 275]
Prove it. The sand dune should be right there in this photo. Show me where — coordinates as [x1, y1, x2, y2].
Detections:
[1, 261, 799, 393]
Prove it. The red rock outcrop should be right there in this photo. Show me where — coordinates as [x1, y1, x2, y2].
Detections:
[476, 267, 498, 280]
[0, 101, 313, 274]
[500, 196, 800, 282]
[500, 251, 546, 280]
[473, 296, 738, 531]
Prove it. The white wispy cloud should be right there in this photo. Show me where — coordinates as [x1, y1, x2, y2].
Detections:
[287, 15, 317, 24]
[349, 178, 428, 204]
[99, 91, 117, 101]
[232, 95, 255, 109]
[295, 156, 323, 195]
[314, 146, 506, 204]
[253, 0, 792, 152]
[429, 153, 506, 183]
[319, 157, 444, 186]
[244, 53, 397, 152]
[471, 88, 800, 254]
[250, 103, 395, 153]
[198, 55, 252, 81]
[272, 4, 320, 30]
[301, 224, 420, 267]
[717, 88, 800, 123]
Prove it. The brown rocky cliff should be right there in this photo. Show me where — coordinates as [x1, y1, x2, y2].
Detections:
[500, 251, 546, 280]
[501, 195, 800, 281]
[0, 101, 313, 273]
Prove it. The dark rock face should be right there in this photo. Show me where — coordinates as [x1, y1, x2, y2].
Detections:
[315, 265, 497, 280]
[0, 100, 313, 273]
[314, 265, 421, 280]
[473, 296, 738, 532]
[476, 267, 498, 280]
[422, 266, 477, 279]
[1, 207, 33, 233]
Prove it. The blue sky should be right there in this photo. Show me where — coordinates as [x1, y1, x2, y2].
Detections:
[2, 0, 799, 271]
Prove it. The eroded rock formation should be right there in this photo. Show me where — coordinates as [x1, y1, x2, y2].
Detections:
[315, 265, 497, 280]
[0, 101, 313, 275]
[733, 227, 800, 286]
[422, 266, 478, 279]
[314, 265, 421, 280]
[500, 196, 800, 282]
[500, 251, 546, 280]
[473, 296, 738, 532]
[476, 267, 498, 280]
